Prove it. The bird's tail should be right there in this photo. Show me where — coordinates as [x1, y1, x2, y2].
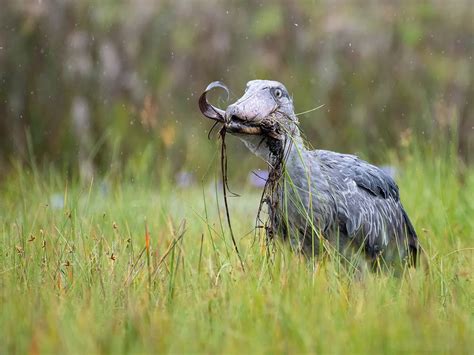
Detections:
[402, 208, 419, 267]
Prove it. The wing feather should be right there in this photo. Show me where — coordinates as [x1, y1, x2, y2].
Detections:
[315, 150, 418, 262]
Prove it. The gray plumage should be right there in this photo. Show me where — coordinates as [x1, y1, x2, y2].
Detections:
[276, 147, 418, 264]
[199, 80, 419, 267]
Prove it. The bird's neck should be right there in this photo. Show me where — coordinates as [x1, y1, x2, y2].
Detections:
[279, 132, 310, 175]
[236, 125, 306, 167]
[278, 128, 306, 165]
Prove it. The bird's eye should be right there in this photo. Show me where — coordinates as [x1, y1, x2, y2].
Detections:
[274, 88, 283, 99]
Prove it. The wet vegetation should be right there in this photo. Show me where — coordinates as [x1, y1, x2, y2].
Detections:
[1, 139, 473, 353]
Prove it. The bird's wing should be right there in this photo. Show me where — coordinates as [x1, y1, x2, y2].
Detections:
[316, 150, 399, 200]
[315, 150, 417, 258]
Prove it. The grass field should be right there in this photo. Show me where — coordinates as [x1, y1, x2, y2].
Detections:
[0, 144, 473, 354]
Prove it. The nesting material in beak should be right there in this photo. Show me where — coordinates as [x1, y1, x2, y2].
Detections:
[197, 81, 290, 270]
[198, 81, 277, 136]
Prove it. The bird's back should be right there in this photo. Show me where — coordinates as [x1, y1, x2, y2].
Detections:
[277, 147, 419, 266]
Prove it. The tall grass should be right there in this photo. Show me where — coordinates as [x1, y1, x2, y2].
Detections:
[0, 142, 472, 354]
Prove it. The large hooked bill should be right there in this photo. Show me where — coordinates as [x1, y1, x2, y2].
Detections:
[198, 81, 264, 135]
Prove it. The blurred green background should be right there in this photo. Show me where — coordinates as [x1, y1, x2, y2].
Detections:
[0, 0, 472, 181]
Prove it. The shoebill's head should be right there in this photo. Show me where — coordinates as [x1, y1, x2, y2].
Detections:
[199, 80, 300, 163]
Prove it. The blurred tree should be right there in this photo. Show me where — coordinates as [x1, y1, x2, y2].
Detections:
[0, 0, 472, 178]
